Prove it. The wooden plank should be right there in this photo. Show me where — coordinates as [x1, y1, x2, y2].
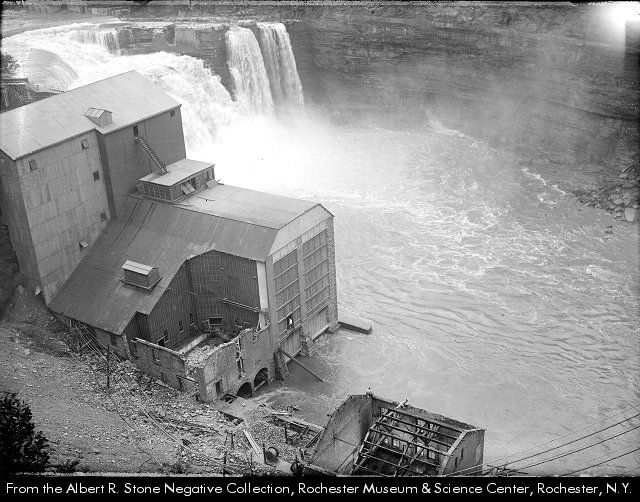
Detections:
[371, 423, 450, 452]
[357, 452, 425, 476]
[363, 439, 438, 469]
[380, 410, 460, 442]
[352, 462, 392, 477]
[380, 407, 464, 434]
[243, 429, 262, 461]
[382, 410, 453, 448]
[279, 348, 323, 382]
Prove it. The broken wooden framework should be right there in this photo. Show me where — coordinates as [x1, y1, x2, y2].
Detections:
[351, 405, 462, 476]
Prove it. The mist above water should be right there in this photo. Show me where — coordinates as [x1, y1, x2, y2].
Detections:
[3, 20, 639, 476]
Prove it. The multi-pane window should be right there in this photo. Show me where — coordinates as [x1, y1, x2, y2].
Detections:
[274, 250, 301, 339]
[81, 139, 89, 150]
[303, 230, 330, 315]
[29, 159, 37, 171]
[93, 171, 100, 181]
[208, 317, 223, 327]
[143, 183, 171, 201]
[178, 319, 184, 333]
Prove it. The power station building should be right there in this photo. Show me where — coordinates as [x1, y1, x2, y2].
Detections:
[0, 70, 338, 397]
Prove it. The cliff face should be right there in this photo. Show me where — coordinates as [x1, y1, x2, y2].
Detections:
[119, 2, 638, 167]
[285, 4, 638, 166]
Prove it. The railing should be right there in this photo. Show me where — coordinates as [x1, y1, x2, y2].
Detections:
[135, 136, 167, 174]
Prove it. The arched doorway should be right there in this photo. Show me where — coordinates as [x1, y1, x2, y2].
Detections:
[237, 382, 253, 399]
[253, 368, 269, 391]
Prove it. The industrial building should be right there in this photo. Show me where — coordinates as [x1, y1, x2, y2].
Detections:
[0, 70, 338, 397]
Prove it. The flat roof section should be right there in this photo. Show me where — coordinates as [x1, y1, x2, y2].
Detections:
[180, 184, 318, 229]
[139, 158, 214, 187]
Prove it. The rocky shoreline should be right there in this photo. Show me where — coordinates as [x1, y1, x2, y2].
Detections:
[573, 163, 639, 223]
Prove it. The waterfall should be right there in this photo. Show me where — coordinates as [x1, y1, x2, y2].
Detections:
[256, 22, 304, 111]
[70, 27, 120, 53]
[225, 27, 275, 115]
[3, 24, 240, 159]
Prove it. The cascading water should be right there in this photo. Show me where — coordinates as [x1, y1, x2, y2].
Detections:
[3, 23, 240, 158]
[256, 22, 304, 111]
[70, 27, 120, 53]
[225, 26, 275, 115]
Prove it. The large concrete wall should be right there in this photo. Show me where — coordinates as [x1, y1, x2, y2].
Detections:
[101, 108, 186, 217]
[4, 131, 110, 303]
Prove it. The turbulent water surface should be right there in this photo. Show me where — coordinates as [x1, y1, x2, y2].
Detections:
[3, 21, 639, 476]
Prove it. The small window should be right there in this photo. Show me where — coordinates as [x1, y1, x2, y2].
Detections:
[170, 110, 175, 117]
[133, 125, 139, 137]
[178, 319, 184, 333]
[109, 333, 117, 346]
[460, 448, 464, 460]
[286, 314, 294, 330]
[29, 159, 37, 171]
[81, 139, 89, 150]
[93, 171, 100, 181]
[100, 212, 108, 222]
[215, 379, 223, 394]
[157, 331, 167, 347]
[454, 457, 458, 468]
[208, 317, 223, 327]
[189, 313, 194, 326]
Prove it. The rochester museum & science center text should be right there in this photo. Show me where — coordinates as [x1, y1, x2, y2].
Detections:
[6, 481, 631, 496]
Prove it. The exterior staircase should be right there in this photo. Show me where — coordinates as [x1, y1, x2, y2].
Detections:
[135, 136, 167, 174]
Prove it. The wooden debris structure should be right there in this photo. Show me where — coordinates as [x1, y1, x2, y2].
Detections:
[305, 393, 485, 477]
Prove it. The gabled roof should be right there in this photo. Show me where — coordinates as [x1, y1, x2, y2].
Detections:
[48, 186, 329, 334]
[122, 261, 155, 275]
[0, 70, 180, 160]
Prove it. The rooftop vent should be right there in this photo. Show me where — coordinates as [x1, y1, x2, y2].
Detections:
[122, 260, 161, 290]
[84, 107, 113, 127]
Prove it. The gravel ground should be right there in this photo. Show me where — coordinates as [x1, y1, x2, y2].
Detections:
[0, 290, 285, 475]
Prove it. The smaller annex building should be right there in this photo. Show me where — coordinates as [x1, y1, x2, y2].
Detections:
[49, 161, 339, 398]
